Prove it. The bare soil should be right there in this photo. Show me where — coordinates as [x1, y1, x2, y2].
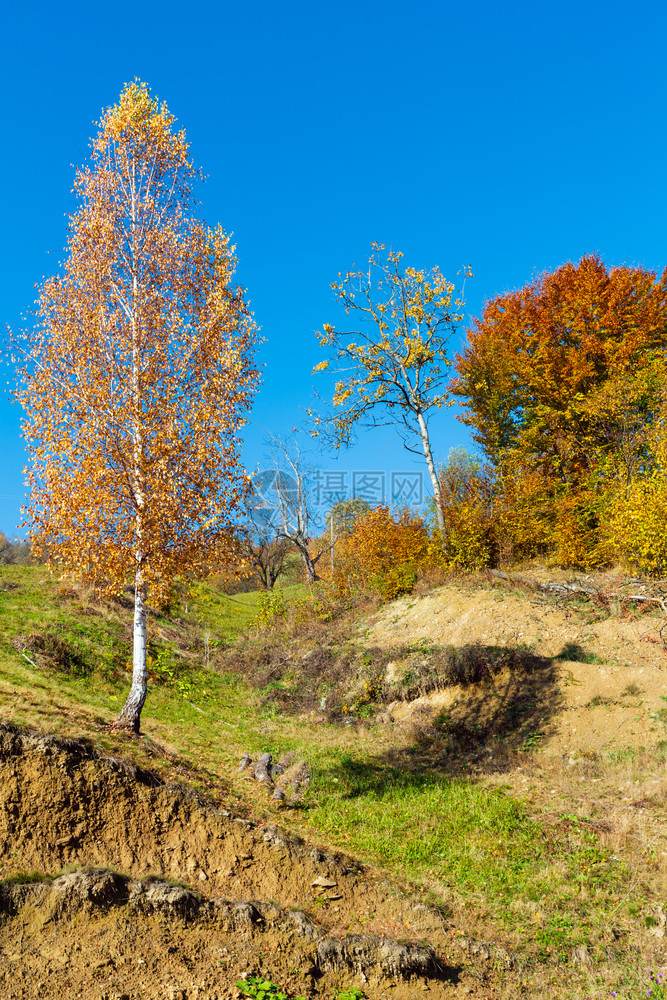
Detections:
[369, 572, 667, 758]
[5, 569, 667, 998]
[0, 725, 495, 1000]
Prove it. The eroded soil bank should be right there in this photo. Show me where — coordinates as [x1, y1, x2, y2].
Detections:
[0, 724, 502, 1000]
[369, 577, 667, 757]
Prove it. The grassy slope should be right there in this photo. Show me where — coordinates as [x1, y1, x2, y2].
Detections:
[0, 565, 663, 999]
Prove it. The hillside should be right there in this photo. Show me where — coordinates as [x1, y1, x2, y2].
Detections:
[0, 565, 666, 999]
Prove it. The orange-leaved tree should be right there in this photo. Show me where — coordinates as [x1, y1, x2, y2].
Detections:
[452, 255, 667, 481]
[437, 448, 496, 569]
[451, 256, 667, 565]
[16, 81, 259, 732]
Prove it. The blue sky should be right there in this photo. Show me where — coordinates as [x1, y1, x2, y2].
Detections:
[2, 0, 666, 536]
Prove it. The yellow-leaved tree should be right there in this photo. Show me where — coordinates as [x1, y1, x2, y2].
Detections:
[312, 244, 471, 541]
[16, 81, 259, 733]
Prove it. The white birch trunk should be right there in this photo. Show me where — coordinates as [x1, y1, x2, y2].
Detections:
[116, 154, 149, 733]
[116, 559, 148, 732]
[416, 410, 446, 542]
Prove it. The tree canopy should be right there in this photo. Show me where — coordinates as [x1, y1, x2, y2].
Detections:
[17, 81, 259, 731]
[447, 256, 667, 569]
[325, 497, 370, 536]
[452, 255, 667, 484]
[313, 243, 471, 538]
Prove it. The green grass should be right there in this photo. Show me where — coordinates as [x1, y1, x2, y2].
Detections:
[297, 753, 634, 962]
[0, 871, 52, 886]
[187, 579, 309, 643]
[309, 757, 540, 887]
[0, 564, 660, 986]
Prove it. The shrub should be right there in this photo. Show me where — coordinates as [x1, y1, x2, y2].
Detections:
[254, 588, 286, 625]
[0, 535, 34, 565]
[602, 475, 667, 575]
[493, 464, 555, 564]
[236, 976, 306, 1000]
[437, 449, 496, 568]
[25, 631, 93, 676]
[549, 486, 601, 568]
[329, 505, 431, 600]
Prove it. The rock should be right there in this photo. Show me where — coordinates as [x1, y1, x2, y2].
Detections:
[132, 881, 199, 922]
[571, 945, 592, 967]
[271, 752, 296, 779]
[231, 901, 263, 928]
[49, 870, 125, 912]
[238, 754, 252, 772]
[316, 935, 435, 978]
[254, 752, 274, 785]
[290, 762, 311, 801]
[198, 870, 208, 881]
[285, 909, 319, 939]
[262, 825, 289, 848]
[293, 762, 311, 787]
[271, 787, 285, 803]
[312, 877, 337, 888]
[457, 937, 491, 962]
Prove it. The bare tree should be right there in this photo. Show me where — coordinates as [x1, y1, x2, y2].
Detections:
[261, 437, 333, 584]
[240, 532, 290, 589]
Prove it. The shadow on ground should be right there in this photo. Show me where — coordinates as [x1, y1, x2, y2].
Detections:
[379, 645, 564, 778]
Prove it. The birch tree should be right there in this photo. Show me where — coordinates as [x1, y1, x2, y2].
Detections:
[16, 81, 259, 733]
[312, 244, 470, 539]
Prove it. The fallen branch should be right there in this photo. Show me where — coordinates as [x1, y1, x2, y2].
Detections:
[185, 701, 206, 715]
[490, 570, 667, 612]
